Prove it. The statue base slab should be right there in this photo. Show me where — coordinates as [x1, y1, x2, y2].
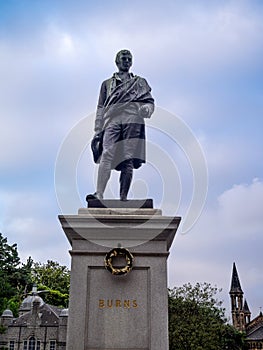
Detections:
[86, 198, 153, 209]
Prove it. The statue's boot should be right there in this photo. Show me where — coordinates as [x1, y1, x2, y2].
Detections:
[86, 192, 103, 200]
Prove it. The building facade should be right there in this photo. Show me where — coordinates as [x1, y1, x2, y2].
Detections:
[0, 287, 68, 350]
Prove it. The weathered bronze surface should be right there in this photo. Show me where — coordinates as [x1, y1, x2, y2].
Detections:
[88, 50, 155, 201]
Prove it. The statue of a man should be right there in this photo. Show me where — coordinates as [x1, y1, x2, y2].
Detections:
[88, 49, 155, 201]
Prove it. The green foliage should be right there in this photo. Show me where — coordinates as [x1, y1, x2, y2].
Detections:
[221, 324, 247, 350]
[32, 260, 70, 295]
[5, 296, 21, 318]
[168, 282, 246, 350]
[36, 284, 69, 308]
[0, 234, 70, 315]
[0, 233, 33, 315]
[0, 233, 20, 307]
[0, 325, 7, 334]
[0, 234, 20, 268]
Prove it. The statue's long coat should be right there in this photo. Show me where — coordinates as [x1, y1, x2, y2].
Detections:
[94, 73, 154, 170]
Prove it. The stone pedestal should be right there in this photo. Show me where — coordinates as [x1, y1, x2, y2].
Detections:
[59, 203, 180, 350]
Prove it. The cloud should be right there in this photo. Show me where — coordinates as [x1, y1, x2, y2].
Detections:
[217, 178, 263, 236]
[169, 178, 263, 317]
[0, 0, 262, 321]
[43, 25, 77, 58]
[0, 189, 70, 266]
[0, 25, 97, 172]
[79, 0, 263, 74]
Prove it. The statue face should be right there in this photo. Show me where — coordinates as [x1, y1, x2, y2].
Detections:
[116, 53, 132, 72]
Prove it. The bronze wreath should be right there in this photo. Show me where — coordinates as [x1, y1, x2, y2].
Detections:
[105, 248, 134, 275]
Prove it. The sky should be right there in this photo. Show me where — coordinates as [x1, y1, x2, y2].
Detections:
[0, 0, 263, 320]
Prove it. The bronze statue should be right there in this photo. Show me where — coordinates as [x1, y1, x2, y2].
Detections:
[87, 50, 155, 201]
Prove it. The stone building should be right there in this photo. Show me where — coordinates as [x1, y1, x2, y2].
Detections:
[230, 263, 263, 349]
[0, 286, 68, 350]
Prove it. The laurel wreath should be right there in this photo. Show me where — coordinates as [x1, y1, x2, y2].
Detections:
[105, 248, 134, 275]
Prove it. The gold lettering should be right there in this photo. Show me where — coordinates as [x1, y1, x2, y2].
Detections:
[99, 300, 105, 308]
[98, 299, 138, 308]
[116, 300, 122, 307]
[107, 300, 113, 308]
[124, 300, 130, 308]
[132, 300, 138, 308]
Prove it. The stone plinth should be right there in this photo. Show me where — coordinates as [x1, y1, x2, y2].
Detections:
[59, 204, 180, 350]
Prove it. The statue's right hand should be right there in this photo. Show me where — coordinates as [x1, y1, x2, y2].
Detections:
[139, 104, 151, 118]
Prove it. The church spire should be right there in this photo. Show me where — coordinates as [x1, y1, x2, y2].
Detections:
[230, 263, 245, 331]
[243, 299, 250, 313]
[244, 299, 251, 324]
[230, 262, 243, 294]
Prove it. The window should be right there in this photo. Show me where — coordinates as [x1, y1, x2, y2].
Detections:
[9, 340, 15, 350]
[28, 337, 36, 350]
[23, 337, 40, 350]
[49, 340, 56, 350]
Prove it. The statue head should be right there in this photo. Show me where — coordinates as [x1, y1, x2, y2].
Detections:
[115, 49, 132, 72]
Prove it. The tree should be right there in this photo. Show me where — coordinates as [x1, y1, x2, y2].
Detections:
[30, 260, 70, 308]
[0, 235, 70, 314]
[221, 324, 248, 350]
[168, 282, 246, 350]
[31, 260, 70, 295]
[0, 233, 33, 316]
[0, 232, 20, 306]
[35, 284, 69, 308]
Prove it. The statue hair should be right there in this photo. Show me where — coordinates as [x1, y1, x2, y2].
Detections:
[115, 50, 132, 64]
